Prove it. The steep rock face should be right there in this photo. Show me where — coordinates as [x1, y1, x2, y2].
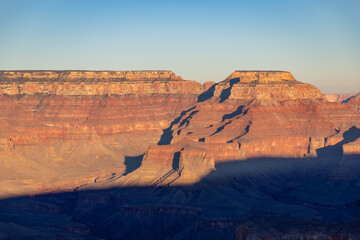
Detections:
[0, 70, 183, 82]
[1, 70, 359, 194]
[1, 70, 360, 240]
[170, 71, 359, 152]
[224, 71, 297, 83]
[213, 71, 322, 101]
[0, 71, 204, 96]
[0, 71, 207, 197]
[113, 71, 360, 187]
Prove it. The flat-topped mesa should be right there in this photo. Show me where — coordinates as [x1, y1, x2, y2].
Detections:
[225, 71, 300, 84]
[0, 70, 183, 82]
[214, 70, 323, 101]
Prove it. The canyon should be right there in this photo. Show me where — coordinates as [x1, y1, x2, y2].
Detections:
[0, 70, 211, 197]
[0, 70, 359, 239]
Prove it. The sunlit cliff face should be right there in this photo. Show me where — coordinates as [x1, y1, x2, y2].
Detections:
[0, 71, 208, 197]
[0, 70, 359, 198]
[0, 70, 359, 239]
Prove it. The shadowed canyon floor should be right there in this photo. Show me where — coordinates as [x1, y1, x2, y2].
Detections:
[0, 70, 359, 239]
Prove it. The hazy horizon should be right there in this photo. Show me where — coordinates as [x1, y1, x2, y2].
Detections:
[0, 0, 359, 94]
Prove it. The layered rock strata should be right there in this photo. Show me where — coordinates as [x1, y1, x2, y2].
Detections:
[1, 70, 359, 195]
[0, 71, 208, 197]
[104, 71, 360, 187]
[1, 70, 360, 239]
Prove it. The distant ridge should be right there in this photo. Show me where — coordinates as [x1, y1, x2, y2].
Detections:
[0, 70, 184, 83]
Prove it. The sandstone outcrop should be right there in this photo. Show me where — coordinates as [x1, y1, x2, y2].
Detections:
[109, 71, 360, 187]
[1, 70, 359, 193]
[0, 70, 183, 82]
[0, 71, 209, 197]
[1, 70, 360, 240]
[0, 71, 203, 96]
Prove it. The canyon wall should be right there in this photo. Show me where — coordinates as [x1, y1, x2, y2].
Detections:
[0, 70, 359, 195]
[112, 71, 360, 186]
[1, 70, 360, 239]
[0, 71, 201, 96]
[0, 71, 208, 197]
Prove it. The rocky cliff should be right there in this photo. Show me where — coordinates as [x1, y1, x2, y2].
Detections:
[1, 70, 360, 239]
[0, 70, 183, 81]
[0, 71, 210, 197]
[97, 71, 359, 186]
[0, 70, 201, 95]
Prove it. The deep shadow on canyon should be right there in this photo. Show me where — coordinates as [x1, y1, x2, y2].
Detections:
[1, 118, 360, 239]
[1, 144, 359, 239]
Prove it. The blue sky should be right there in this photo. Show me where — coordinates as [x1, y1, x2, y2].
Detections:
[0, 0, 359, 93]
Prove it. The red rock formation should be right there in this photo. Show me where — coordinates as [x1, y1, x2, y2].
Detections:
[121, 71, 360, 187]
[1, 70, 359, 195]
[0, 71, 209, 197]
[0, 71, 200, 96]
[1, 70, 360, 240]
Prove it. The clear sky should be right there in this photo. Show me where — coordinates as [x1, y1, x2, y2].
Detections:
[0, 0, 359, 93]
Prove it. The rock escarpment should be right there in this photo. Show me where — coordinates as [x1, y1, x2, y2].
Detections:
[0, 70, 195, 95]
[1, 70, 360, 240]
[106, 71, 360, 186]
[0, 71, 209, 197]
[1, 70, 359, 193]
